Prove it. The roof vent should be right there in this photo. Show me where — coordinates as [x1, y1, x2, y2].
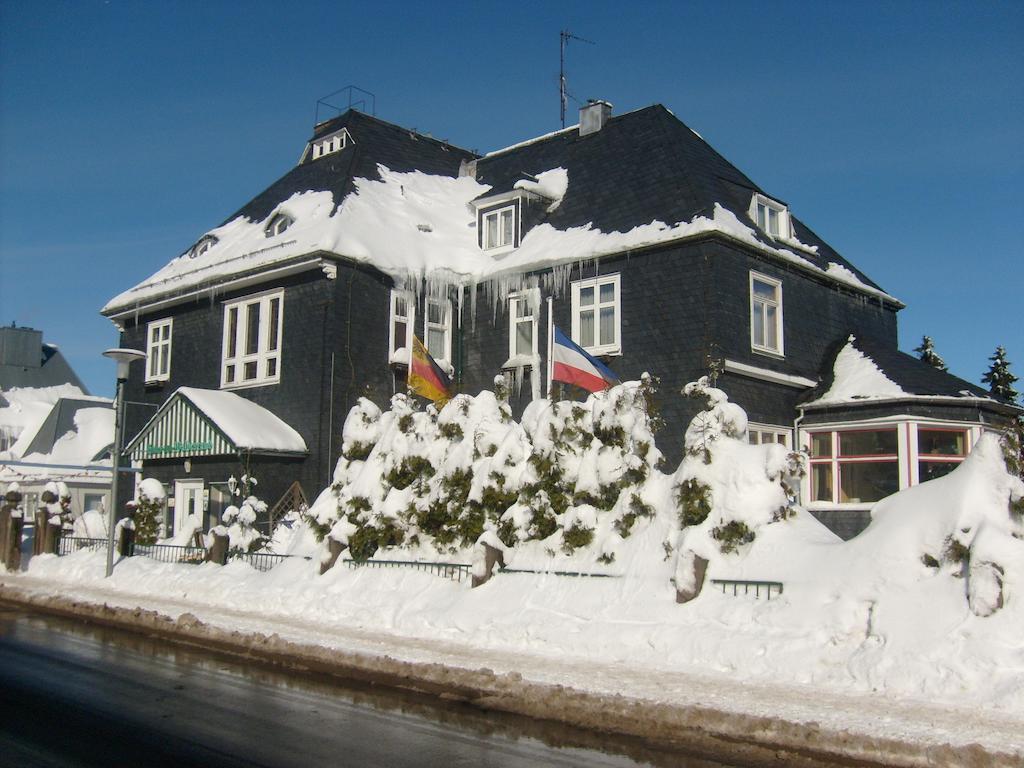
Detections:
[579, 99, 612, 136]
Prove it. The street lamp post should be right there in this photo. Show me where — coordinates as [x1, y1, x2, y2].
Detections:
[103, 348, 146, 578]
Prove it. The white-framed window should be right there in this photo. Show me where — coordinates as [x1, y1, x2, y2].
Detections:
[388, 290, 414, 364]
[748, 424, 790, 447]
[480, 204, 517, 250]
[189, 235, 218, 259]
[916, 427, 968, 483]
[424, 298, 452, 364]
[311, 128, 351, 160]
[751, 194, 790, 239]
[265, 213, 294, 238]
[146, 318, 173, 382]
[571, 274, 621, 356]
[508, 290, 539, 360]
[221, 289, 284, 388]
[750, 271, 783, 356]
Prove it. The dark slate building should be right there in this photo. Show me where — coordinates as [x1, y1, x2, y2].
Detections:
[101, 102, 1018, 539]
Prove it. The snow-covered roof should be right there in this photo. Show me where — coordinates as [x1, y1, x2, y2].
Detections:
[103, 105, 900, 317]
[180, 388, 307, 453]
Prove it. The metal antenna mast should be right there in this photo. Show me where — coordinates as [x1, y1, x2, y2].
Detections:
[560, 29, 594, 128]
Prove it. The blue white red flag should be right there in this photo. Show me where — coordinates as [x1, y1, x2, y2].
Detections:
[551, 326, 619, 393]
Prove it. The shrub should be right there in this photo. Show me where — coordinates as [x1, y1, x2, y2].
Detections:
[676, 478, 712, 527]
[562, 522, 595, 553]
[711, 520, 755, 554]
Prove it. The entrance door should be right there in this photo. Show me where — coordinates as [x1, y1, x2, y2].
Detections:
[173, 480, 205, 539]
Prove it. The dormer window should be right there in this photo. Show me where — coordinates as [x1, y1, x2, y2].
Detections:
[265, 213, 294, 238]
[189, 235, 218, 259]
[478, 200, 520, 251]
[311, 128, 352, 160]
[751, 194, 790, 239]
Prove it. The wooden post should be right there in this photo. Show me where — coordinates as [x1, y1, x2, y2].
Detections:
[6, 515, 23, 572]
[471, 541, 506, 588]
[320, 537, 347, 574]
[118, 524, 136, 557]
[207, 531, 229, 565]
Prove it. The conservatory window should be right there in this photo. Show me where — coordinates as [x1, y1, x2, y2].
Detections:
[750, 272, 783, 355]
[508, 290, 539, 360]
[917, 428, 968, 483]
[424, 298, 452, 364]
[221, 289, 283, 388]
[809, 428, 900, 504]
[265, 213, 294, 238]
[480, 203, 517, 250]
[146, 318, 173, 382]
[388, 290, 414, 364]
[571, 274, 621, 356]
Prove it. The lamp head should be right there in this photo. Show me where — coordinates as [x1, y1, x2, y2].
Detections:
[103, 347, 147, 381]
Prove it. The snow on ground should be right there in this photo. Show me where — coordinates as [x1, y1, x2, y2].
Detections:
[7, 382, 1024, 759]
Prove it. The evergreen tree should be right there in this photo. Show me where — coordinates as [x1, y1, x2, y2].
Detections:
[914, 335, 947, 372]
[982, 346, 1019, 402]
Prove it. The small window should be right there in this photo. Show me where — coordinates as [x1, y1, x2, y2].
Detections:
[146, 318, 173, 382]
[570, 274, 621, 356]
[311, 128, 351, 160]
[424, 298, 452, 364]
[748, 424, 790, 447]
[750, 272, 783, 355]
[918, 428, 967, 483]
[389, 290, 414, 364]
[266, 213, 294, 238]
[189, 235, 218, 259]
[508, 290, 539, 360]
[809, 428, 899, 505]
[751, 194, 789, 239]
[480, 203, 518, 250]
[221, 290, 284, 388]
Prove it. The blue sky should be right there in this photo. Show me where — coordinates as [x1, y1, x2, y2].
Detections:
[1, 0, 1020, 398]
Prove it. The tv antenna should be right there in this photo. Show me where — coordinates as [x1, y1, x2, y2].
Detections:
[560, 29, 595, 128]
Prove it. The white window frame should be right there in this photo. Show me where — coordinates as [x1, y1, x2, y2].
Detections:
[570, 274, 621, 356]
[751, 194, 790, 239]
[747, 423, 791, 447]
[311, 128, 351, 160]
[423, 298, 452, 365]
[145, 318, 173, 383]
[221, 289, 284, 389]
[190, 235, 218, 259]
[265, 213, 294, 238]
[508, 289, 539, 361]
[388, 289, 414, 364]
[750, 271, 784, 356]
[481, 203, 517, 251]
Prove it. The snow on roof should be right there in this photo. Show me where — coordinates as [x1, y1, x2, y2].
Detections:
[178, 387, 307, 453]
[22, 407, 114, 467]
[808, 336, 908, 405]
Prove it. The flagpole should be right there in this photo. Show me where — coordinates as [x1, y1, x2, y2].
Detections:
[546, 296, 554, 399]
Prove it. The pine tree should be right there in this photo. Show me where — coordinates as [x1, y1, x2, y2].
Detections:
[982, 346, 1019, 402]
[914, 335, 947, 372]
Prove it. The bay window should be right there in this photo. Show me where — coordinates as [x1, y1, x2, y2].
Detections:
[810, 428, 899, 504]
[918, 428, 967, 482]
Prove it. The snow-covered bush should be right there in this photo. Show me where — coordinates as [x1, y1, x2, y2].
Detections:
[218, 495, 268, 555]
[133, 478, 166, 545]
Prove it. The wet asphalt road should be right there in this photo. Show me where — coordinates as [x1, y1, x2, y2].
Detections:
[0, 607, 727, 768]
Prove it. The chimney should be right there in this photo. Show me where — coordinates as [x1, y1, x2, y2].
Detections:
[579, 99, 613, 136]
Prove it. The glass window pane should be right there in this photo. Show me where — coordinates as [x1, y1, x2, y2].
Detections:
[757, 203, 766, 230]
[811, 433, 832, 457]
[839, 430, 897, 457]
[501, 209, 514, 245]
[515, 322, 532, 356]
[161, 325, 170, 341]
[753, 279, 776, 300]
[599, 282, 615, 303]
[752, 306, 765, 347]
[839, 461, 899, 503]
[599, 306, 615, 345]
[227, 308, 238, 358]
[266, 358, 277, 378]
[268, 298, 280, 351]
[393, 320, 407, 352]
[768, 207, 779, 235]
[919, 460, 960, 483]
[225, 365, 235, 383]
[918, 430, 965, 457]
[159, 350, 168, 376]
[580, 310, 594, 347]
[149, 355, 158, 378]
[244, 361, 257, 380]
[579, 286, 594, 306]
[485, 213, 497, 247]
[245, 304, 260, 355]
[428, 302, 443, 324]
[395, 296, 407, 317]
[812, 464, 833, 502]
[765, 305, 778, 349]
[749, 432, 760, 445]
[428, 328, 445, 356]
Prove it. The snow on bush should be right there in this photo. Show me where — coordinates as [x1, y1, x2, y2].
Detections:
[132, 478, 166, 545]
[219, 496, 268, 555]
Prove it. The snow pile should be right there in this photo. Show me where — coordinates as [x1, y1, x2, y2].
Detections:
[72, 509, 107, 539]
[0, 384, 88, 459]
[810, 336, 908, 404]
[21, 407, 113, 467]
[307, 375, 671, 570]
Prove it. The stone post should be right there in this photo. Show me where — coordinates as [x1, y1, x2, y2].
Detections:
[320, 536, 347, 575]
[118, 524, 136, 557]
[207, 531, 229, 565]
[471, 541, 506, 588]
[675, 552, 709, 604]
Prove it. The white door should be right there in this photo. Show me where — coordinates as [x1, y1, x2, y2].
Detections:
[173, 480, 205, 539]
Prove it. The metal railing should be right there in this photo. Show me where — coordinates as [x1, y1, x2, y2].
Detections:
[341, 558, 471, 583]
[709, 579, 784, 600]
[233, 551, 312, 572]
[57, 537, 108, 555]
[132, 543, 208, 565]
[497, 566, 618, 578]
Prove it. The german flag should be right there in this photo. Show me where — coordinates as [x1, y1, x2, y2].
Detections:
[408, 335, 453, 406]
